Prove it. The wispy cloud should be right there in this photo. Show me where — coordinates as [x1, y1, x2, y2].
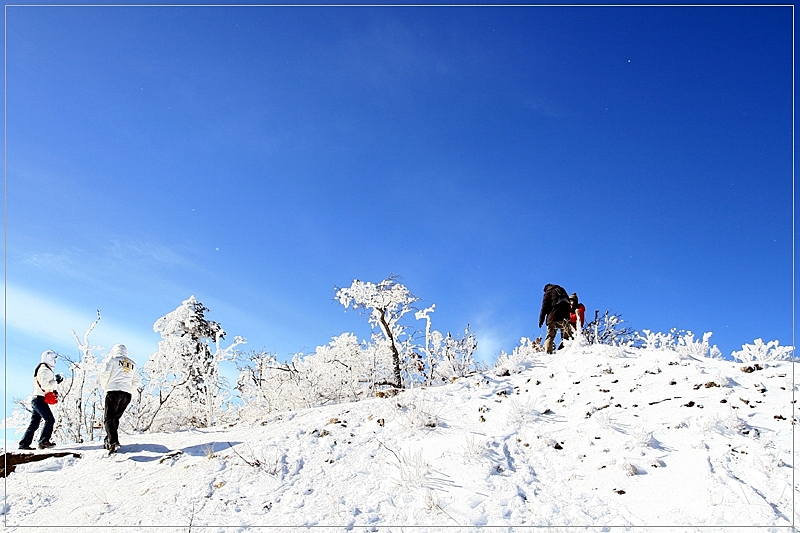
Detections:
[3, 284, 159, 360]
[524, 96, 569, 118]
[105, 239, 195, 269]
[19, 249, 81, 277]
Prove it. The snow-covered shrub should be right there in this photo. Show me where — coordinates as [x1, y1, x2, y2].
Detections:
[506, 399, 542, 427]
[235, 350, 301, 418]
[731, 339, 795, 363]
[584, 311, 635, 346]
[676, 331, 722, 360]
[636, 329, 722, 359]
[292, 333, 375, 405]
[636, 329, 678, 350]
[494, 337, 542, 375]
[397, 394, 443, 430]
[416, 305, 480, 385]
[460, 435, 488, 463]
[236, 334, 393, 416]
[139, 296, 245, 431]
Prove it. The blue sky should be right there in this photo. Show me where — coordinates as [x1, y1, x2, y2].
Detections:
[3, 5, 794, 407]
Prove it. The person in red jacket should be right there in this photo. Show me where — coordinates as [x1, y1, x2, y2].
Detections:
[569, 293, 586, 330]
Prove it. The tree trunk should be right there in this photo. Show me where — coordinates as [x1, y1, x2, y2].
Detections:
[376, 309, 403, 388]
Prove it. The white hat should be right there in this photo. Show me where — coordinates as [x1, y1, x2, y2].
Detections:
[40, 350, 58, 367]
[110, 344, 127, 357]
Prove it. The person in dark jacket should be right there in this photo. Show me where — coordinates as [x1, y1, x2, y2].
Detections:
[539, 284, 573, 354]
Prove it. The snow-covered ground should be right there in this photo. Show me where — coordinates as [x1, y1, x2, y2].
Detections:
[3, 344, 797, 532]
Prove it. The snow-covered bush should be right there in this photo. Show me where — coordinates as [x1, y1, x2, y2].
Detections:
[636, 329, 678, 350]
[139, 296, 245, 431]
[584, 311, 635, 346]
[731, 339, 795, 363]
[235, 350, 305, 417]
[675, 331, 722, 360]
[494, 337, 542, 375]
[236, 334, 392, 417]
[636, 329, 722, 359]
[292, 333, 375, 405]
[416, 305, 480, 385]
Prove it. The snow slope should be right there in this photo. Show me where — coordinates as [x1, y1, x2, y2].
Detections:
[4, 344, 797, 532]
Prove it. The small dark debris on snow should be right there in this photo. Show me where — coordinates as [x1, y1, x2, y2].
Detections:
[705, 382, 720, 388]
[669, 380, 677, 385]
[614, 489, 626, 495]
[683, 401, 695, 407]
[553, 442, 563, 450]
[774, 414, 786, 420]
[720, 399, 728, 403]
[158, 450, 184, 464]
[740, 364, 763, 373]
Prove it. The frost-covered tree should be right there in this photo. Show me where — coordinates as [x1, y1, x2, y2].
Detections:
[416, 305, 479, 384]
[56, 312, 107, 443]
[336, 276, 418, 388]
[236, 334, 383, 417]
[140, 296, 245, 431]
[235, 349, 301, 418]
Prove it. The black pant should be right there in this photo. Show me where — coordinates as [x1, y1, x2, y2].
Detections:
[19, 396, 55, 446]
[104, 390, 132, 446]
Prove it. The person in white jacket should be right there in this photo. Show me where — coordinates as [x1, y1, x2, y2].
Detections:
[19, 350, 63, 450]
[97, 344, 141, 453]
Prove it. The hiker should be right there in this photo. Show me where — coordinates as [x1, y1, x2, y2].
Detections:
[98, 344, 140, 454]
[569, 292, 586, 330]
[19, 350, 63, 450]
[538, 284, 573, 354]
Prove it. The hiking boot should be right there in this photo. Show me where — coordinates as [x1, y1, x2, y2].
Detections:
[108, 443, 120, 455]
[38, 441, 56, 449]
[18, 444, 33, 450]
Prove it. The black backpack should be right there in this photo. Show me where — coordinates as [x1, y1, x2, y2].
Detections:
[550, 284, 569, 305]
